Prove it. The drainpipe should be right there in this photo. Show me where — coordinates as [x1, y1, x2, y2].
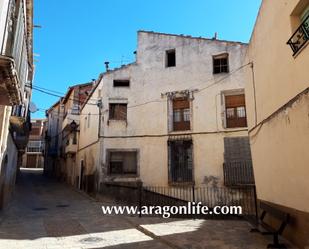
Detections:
[96, 99, 104, 191]
[97, 99, 102, 138]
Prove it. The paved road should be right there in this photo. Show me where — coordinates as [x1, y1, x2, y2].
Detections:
[0, 168, 295, 249]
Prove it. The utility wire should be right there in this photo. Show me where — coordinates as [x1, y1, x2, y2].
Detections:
[28, 85, 99, 106]
[32, 62, 251, 116]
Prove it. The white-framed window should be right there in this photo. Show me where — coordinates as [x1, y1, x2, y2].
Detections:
[107, 150, 138, 175]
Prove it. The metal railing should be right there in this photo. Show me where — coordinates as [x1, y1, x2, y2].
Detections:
[26, 140, 44, 153]
[223, 161, 255, 186]
[100, 182, 257, 220]
[287, 15, 309, 56]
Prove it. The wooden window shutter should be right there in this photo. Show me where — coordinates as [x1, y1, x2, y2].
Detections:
[117, 104, 127, 120]
[173, 98, 190, 109]
[225, 94, 245, 108]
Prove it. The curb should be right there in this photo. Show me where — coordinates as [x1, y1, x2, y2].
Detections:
[123, 217, 184, 249]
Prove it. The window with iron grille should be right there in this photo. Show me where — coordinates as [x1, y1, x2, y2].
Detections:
[172, 98, 190, 131]
[108, 151, 137, 175]
[168, 140, 193, 183]
[287, 3, 309, 55]
[225, 94, 247, 128]
[213, 54, 229, 74]
[109, 103, 127, 121]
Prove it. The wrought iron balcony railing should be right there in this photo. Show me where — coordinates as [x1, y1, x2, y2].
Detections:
[26, 140, 44, 153]
[287, 15, 309, 56]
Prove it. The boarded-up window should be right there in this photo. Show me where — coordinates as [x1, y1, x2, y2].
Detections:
[213, 53, 229, 74]
[225, 94, 247, 128]
[224, 137, 252, 163]
[109, 151, 137, 175]
[173, 98, 190, 131]
[109, 104, 127, 120]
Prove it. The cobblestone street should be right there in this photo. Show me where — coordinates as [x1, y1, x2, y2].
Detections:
[0, 169, 295, 249]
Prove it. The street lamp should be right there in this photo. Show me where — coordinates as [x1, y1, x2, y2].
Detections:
[70, 120, 77, 131]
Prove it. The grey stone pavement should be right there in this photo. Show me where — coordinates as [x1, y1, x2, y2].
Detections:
[0, 168, 296, 249]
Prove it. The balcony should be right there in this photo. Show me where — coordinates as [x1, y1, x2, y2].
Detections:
[62, 108, 80, 131]
[0, 0, 32, 106]
[223, 161, 255, 186]
[10, 109, 31, 150]
[26, 141, 44, 154]
[287, 15, 309, 56]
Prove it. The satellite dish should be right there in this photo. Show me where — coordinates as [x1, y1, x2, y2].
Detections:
[29, 102, 38, 113]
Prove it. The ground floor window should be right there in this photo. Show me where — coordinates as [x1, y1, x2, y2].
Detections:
[108, 151, 138, 175]
[168, 140, 193, 183]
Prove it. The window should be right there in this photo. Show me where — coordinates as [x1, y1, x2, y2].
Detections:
[108, 151, 137, 175]
[213, 54, 229, 74]
[109, 103, 127, 120]
[225, 94, 247, 128]
[166, 49, 176, 67]
[173, 98, 190, 131]
[168, 140, 193, 183]
[113, 80, 130, 87]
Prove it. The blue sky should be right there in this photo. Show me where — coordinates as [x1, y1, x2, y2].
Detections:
[32, 0, 261, 118]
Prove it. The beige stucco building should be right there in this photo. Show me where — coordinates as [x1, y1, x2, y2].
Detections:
[44, 83, 94, 186]
[77, 31, 253, 193]
[244, 0, 309, 247]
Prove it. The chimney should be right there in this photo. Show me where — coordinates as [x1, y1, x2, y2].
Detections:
[213, 32, 218, 40]
[104, 61, 109, 72]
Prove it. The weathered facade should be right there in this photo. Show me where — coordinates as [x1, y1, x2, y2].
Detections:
[245, 0, 309, 247]
[77, 31, 252, 194]
[44, 83, 94, 185]
[0, 0, 33, 209]
[60, 83, 94, 186]
[22, 119, 46, 168]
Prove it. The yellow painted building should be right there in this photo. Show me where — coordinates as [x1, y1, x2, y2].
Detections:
[245, 0, 309, 247]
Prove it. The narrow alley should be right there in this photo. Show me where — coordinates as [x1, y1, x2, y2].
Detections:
[0, 169, 294, 249]
[0, 0, 308, 248]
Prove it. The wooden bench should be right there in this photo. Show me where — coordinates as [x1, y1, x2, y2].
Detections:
[251, 201, 290, 248]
